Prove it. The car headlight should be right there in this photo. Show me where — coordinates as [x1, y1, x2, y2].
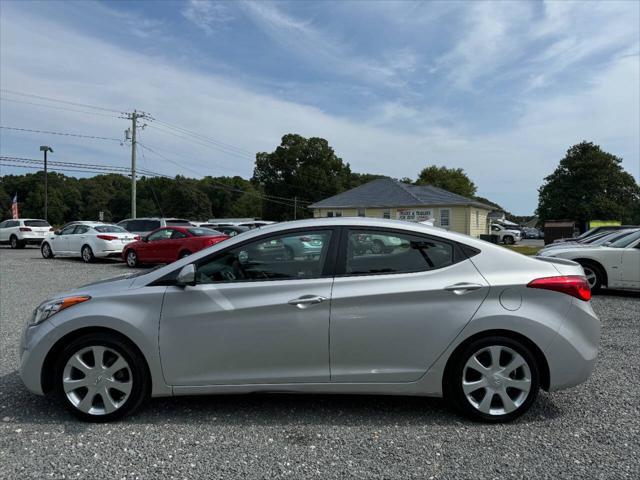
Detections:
[30, 295, 91, 326]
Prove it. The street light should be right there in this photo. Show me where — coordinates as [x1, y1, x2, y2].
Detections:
[39, 146, 53, 221]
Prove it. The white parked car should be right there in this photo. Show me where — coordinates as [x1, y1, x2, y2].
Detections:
[490, 224, 522, 245]
[0, 218, 52, 248]
[40, 222, 139, 263]
[538, 229, 640, 291]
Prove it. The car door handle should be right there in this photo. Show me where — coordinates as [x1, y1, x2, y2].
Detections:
[444, 283, 483, 295]
[287, 295, 327, 309]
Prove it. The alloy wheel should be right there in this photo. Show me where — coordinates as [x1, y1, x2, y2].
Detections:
[10, 236, 18, 249]
[62, 345, 133, 416]
[126, 250, 137, 267]
[583, 267, 597, 288]
[462, 345, 532, 416]
[42, 243, 51, 258]
[82, 246, 93, 263]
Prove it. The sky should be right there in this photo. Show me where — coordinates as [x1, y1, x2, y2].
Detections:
[0, 0, 638, 215]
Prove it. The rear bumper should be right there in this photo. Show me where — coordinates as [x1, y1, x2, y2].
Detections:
[545, 299, 600, 391]
[21, 237, 44, 245]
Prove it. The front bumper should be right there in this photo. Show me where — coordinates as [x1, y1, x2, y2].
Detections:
[19, 320, 59, 396]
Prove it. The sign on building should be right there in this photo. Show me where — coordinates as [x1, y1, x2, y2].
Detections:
[397, 209, 433, 222]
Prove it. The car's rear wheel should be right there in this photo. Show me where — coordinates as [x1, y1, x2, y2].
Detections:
[125, 249, 138, 267]
[81, 245, 95, 263]
[445, 336, 539, 423]
[53, 333, 149, 422]
[10, 235, 20, 249]
[41, 242, 54, 259]
[580, 261, 603, 292]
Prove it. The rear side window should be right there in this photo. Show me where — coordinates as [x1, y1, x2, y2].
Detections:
[346, 230, 455, 275]
[24, 220, 50, 227]
[74, 225, 90, 234]
[188, 227, 223, 236]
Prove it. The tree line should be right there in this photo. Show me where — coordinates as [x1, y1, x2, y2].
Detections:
[1, 135, 638, 227]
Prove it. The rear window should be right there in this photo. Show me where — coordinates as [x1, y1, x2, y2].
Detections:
[94, 225, 127, 233]
[24, 220, 50, 227]
[166, 220, 192, 226]
[188, 227, 223, 237]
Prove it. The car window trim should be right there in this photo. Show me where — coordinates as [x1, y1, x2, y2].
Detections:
[334, 226, 469, 278]
[150, 226, 340, 286]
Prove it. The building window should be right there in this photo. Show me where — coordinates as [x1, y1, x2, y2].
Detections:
[440, 209, 450, 228]
[357, 208, 366, 217]
[475, 210, 479, 227]
[336, 212, 342, 217]
[383, 209, 391, 219]
[327, 211, 334, 218]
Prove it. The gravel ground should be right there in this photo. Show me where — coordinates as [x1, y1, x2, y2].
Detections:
[1, 246, 639, 479]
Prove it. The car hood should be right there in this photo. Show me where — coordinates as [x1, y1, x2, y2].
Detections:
[53, 268, 160, 299]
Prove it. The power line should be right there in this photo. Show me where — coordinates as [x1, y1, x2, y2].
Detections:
[0, 88, 124, 114]
[0, 126, 122, 142]
[0, 156, 164, 178]
[152, 119, 254, 156]
[0, 97, 121, 119]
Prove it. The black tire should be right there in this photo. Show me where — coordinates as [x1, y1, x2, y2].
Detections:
[81, 245, 95, 263]
[503, 236, 514, 245]
[41, 242, 54, 259]
[444, 336, 540, 423]
[10, 235, 19, 249]
[579, 261, 604, 293]
[125, 249, 138, 268]
[372, 239, 384, 254]
[53, 332, 150, 422]
[179, 250, 191, 259]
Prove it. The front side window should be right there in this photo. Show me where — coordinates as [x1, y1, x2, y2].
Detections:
[188, 227, 222, 236]
[170, 230, 188, 239]
[59, 225, 76, 235]
[195, 230, 333, 284]
[440, 209, 451, 228]
[74, 225, 90, 234]
[346, 230, 454, 275]
[147, 229, 173, 241]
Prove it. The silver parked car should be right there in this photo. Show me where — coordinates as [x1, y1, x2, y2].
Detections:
[19, 218, 599, 422]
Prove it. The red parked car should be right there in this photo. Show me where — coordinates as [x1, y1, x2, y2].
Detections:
[123, 226, 228, 267]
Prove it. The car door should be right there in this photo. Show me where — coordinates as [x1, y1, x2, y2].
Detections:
[619, 239, 640, 289]
[141, 228, 173, 263]
[0, 221, 8, 242]
[49, 224, 77, 254]
[67, 224, 90, 255]
[164, 229, 188, 261]
[159, 228, 337, 386]
[329, 228, 489, 383]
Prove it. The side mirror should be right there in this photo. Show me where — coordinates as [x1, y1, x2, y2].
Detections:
[176, 264, 196, 286]
[54, 230, 61, 235]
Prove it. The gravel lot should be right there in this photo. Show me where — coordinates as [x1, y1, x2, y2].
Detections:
[1, 246, 639, 479]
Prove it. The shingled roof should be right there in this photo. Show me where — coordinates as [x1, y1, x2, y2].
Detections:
[308, 178, 493, 210]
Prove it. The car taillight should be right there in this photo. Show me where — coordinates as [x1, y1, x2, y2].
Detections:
[97, 235, 118, 241]
[19, 227, 32, 232]
[527, 275, 591, 301]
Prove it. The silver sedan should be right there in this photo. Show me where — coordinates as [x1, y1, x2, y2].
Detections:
[19, 218, 600, 422]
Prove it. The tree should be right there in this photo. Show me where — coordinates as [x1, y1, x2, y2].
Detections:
[415, 165, 477, 198]
[252, 134, 352, 221]
[537, 141, 640, 226]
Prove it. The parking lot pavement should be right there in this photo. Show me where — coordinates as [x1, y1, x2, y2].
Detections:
[1, 247, 639, 479]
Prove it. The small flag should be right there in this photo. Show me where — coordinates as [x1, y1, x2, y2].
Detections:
[11, 193, 19, 219]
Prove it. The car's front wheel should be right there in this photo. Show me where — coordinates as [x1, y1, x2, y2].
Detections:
[503, 236, 514, 245]
[41, 242, 54, 259]
[54, 333, 149, 422]
[445, 336, 540, 423]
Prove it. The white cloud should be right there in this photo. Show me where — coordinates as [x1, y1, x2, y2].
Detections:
[181, 0, 234, 35]
[0, 4, 638, 214]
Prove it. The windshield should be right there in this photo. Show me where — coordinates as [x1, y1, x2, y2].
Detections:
[580, 231, 610, 244]
[24, 220, 50, 227]
[608, 230, 640, 248]
[596, 230, 637, 245]
[94, 225, 127, 233]
[187, 227, 223, 236]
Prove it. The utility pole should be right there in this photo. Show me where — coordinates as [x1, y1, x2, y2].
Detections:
[39, 146, 53, 221]
[294, 196, 297, 220]
[124, 110, 151, 219]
